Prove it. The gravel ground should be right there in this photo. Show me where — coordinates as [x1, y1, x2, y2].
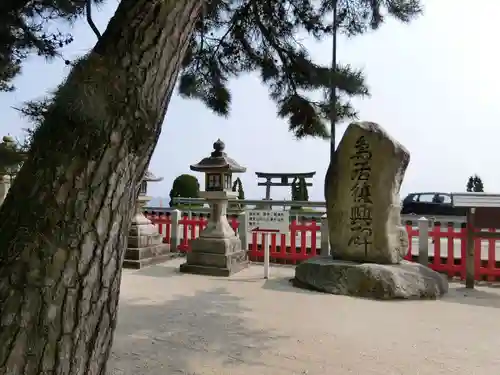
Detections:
[107, 258, 500, 375]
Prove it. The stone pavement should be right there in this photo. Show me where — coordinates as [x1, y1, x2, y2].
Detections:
[108, 258, 500, 375]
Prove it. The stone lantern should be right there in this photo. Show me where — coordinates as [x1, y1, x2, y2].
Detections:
[130, 170, 163, 236]
[124, 170, 173, 269]
[180, 139, 249, 276]
[0, 135, 25, 206]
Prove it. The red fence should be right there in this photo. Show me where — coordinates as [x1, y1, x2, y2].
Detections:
[146, 213, 500, 281]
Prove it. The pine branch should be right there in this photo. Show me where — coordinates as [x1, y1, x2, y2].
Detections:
[178, 0, 419, 138]
[0, 0, 106, 90]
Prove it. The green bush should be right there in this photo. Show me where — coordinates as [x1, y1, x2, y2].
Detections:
[169, 174, 200, 207]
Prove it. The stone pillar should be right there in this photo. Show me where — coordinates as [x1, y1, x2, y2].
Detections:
[180, 191, 249, 276]
[0, 174, 11, 206]
[123, 196, 175, 269]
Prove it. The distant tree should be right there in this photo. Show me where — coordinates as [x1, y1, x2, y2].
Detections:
[291, 177, 309, 210]
[230, 177, 245, 211]
[466, 176, 474, 192]
[169, 174, 200, 207]
[473, 175, 484, 192]
[466, 174, 484, 192]
[291, 177, 299, 201]
[298, 177, 309, 202]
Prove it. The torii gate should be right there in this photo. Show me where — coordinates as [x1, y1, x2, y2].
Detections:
[255, 171, 315, 200]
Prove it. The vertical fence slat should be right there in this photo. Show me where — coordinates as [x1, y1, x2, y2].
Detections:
[290, 220, 297, 264]
[446, 223, 455, 277]
[310, 221, 318, 256]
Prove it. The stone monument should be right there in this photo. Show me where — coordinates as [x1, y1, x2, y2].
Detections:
[293, 122, 448, 299]
[124, 171, 175, 269]
[180, 139, 249, 276]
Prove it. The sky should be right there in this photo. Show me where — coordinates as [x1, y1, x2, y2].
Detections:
[1, 0, 497, 203]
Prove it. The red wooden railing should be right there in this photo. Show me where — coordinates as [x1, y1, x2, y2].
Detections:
[248, 220, 320, 264]
[148, 213, 172, 244]
[146, 213, 500, 280]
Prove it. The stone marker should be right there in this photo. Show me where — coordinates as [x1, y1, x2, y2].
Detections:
[293, 121, 448, 300]
[325, 121, 410, 264]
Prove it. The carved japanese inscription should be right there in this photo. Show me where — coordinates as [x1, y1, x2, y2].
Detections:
[348, 136, 373, 256]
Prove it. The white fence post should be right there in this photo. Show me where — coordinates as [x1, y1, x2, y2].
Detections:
[264, 232, 270, 279]
[320, 214, 330, 256]
[170, 209, 181, 252]
[237, 211, 248, 252]
[418, 216, 429, 266]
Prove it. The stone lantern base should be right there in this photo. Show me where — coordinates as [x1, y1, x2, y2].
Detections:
[180, 236, 248, 276]
[180, 192, 248, 276]
[124, 196, 176, 269]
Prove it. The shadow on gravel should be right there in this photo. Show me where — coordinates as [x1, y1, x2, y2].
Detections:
[262, 277, 325, 295]
[129, 262, 185, 279]
[441, 286, 500, 309]
[107, 287, 288, 375]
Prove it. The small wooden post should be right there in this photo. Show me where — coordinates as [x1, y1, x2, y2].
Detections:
[237, 211, 249, 251]
[465, 208, 475, 289]
[320, 214, 330, 256]
[417, 217, 429, 266]
[170, 209, 182, 252]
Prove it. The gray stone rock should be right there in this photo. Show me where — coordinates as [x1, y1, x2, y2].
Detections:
[293, 256, 448, 300]
[325, 121, 410, 264]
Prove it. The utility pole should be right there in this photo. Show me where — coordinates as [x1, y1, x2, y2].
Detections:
[329, 0, 338, 160]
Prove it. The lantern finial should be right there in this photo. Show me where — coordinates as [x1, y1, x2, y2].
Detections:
[211, 139, 225, 157]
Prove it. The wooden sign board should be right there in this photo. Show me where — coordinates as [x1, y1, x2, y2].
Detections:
[246, 210, 289, 233]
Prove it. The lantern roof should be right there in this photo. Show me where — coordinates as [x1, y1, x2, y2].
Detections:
[143, 170, 163, 182]
[2, 135, 15, 145]
[190, 139, 246, 173]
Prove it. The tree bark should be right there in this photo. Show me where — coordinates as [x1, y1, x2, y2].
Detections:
[0, 0, 203, 374]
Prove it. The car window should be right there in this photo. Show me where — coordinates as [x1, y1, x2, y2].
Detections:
[418, 194, 434, 203]
[403, 194, 418, 203]
[439, 194, 451, 204]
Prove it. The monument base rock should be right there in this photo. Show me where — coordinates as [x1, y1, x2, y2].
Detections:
[293, 256, 448, 300]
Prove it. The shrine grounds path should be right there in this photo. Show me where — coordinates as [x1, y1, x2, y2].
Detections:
[107, 258, 500, 375]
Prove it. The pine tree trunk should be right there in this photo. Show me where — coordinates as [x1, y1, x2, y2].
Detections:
[0, 0, 203, 374]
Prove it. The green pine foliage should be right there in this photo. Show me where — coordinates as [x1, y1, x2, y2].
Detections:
[3, 0, 422, 140]
[0, 0, 106, 91]
[178, 0, 422, 138]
